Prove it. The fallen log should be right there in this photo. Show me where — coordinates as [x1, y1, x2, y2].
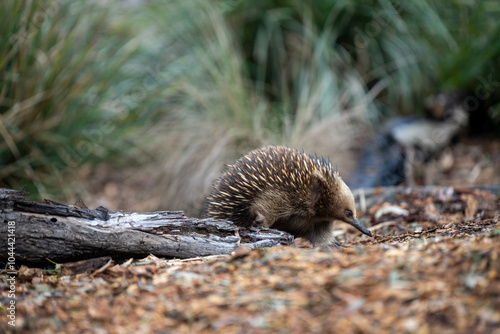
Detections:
[0, 188, 294, 263]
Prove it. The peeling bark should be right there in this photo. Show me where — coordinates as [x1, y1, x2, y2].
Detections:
[0, 189, 294, 263]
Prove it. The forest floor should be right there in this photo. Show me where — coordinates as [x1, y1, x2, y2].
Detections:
[2, 186, 499, 333]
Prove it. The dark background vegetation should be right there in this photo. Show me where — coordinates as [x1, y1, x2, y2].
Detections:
[1, 0, 499, 215]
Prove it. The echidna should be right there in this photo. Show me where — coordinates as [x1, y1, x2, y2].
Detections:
[207, 146, 372, 246]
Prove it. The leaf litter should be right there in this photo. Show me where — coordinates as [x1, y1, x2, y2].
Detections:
[1, 187, 499, 333]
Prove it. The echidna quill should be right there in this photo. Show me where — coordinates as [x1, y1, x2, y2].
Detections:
[207, 146, 372, 246]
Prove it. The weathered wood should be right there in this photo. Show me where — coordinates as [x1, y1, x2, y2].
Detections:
[0, 188, 294, 263]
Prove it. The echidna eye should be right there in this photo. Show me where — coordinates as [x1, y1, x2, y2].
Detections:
[345, 210, 353, 219]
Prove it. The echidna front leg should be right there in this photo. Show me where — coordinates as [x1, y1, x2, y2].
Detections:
[250, 189, 287, 228]
[254, 212, 266, 226]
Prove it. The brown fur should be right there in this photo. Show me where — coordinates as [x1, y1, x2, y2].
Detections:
[206, 146, 371, 246]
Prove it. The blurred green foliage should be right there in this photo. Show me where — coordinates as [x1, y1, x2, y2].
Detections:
[0, 0, 162, 198]
[228, 0, 500, 114]
[1, 0, 499, 202]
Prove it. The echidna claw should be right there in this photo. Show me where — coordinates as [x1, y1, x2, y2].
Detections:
[331, 241, 345, 249]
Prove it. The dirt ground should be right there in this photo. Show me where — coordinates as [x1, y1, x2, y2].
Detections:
[1, 186, 499, 333]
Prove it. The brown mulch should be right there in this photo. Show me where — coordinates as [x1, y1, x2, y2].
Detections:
[1, 188, 499, 333]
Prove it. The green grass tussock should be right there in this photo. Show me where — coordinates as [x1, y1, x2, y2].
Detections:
[0, 0, 158, 199]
